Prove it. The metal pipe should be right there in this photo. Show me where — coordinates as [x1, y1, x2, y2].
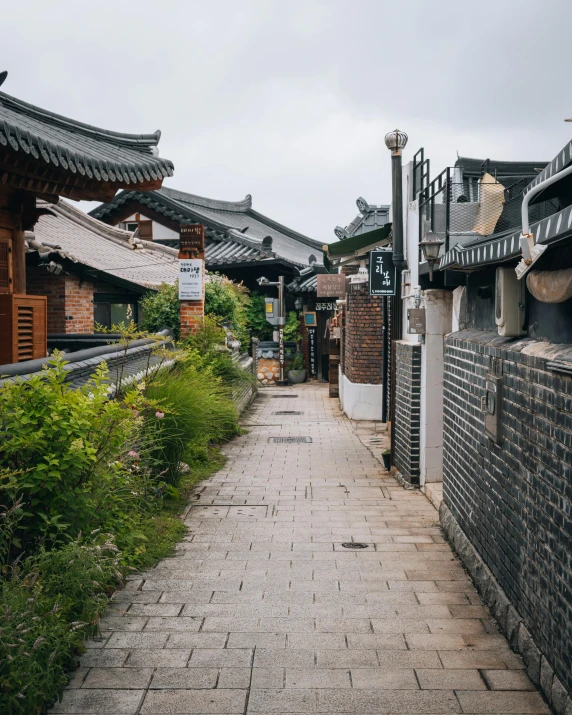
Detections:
[391, 153, 406, 269]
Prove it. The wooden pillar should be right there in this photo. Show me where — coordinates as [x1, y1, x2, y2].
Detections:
[12, 227, 26, 294]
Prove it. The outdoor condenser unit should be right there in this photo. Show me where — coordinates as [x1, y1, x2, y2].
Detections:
[495, 267, 525, 337]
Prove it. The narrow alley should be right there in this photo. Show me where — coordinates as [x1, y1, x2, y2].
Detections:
[53, 384, 548, 714]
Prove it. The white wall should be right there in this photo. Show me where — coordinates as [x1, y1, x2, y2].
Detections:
[339, 367, 383, 421]
[123, 213, 179, 241]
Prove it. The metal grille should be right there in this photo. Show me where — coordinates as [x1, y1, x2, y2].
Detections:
[272, 411, 303, 415]
[341, 542, 369, 549]
[271, 394, 298, 398]
[268, 436, 312, 444]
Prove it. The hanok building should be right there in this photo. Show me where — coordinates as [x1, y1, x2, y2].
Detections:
[90, 187, 324, 292]
[325, 198, 392, 419]
[26, 199, 178, 343]
[0, 71, 173, 365]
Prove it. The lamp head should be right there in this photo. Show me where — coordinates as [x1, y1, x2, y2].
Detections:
[257, 276, 270, 286]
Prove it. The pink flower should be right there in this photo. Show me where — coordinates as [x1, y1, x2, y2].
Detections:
[128, 450, 140, 460]
[155, 411, 165, 419]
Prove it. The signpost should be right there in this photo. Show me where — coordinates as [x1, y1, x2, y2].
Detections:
[308, 327, 317, 377]
[179, 259, 203, 300]
[369, 249, 396, 296]
[317, 273, 348, 298]
[179, 224, 205, 254]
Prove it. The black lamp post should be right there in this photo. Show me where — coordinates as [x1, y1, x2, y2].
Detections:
[419, 231, 444, 281]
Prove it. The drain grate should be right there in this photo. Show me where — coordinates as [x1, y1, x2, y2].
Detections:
[341, 542, 370, 549]
[272, 411, 303, 415]
[271, 394, 298, 398]
[268, 436, 312, 444]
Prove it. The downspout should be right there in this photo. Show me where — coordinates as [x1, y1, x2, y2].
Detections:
[516, 162, 572, 279]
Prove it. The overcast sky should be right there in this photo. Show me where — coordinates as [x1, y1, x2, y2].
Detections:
[3, 0, 572, 243]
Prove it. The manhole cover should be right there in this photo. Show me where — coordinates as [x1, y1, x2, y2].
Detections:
[272, 411, 303, 415]
[271, 394, 298, 398]
[268, 436, 312, 444]
[341, 542, 370, 549]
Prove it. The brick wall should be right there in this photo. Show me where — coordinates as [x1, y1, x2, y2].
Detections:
[394, 340, 421, 484]
[443, 329, 572, 697]
[180, 300, 205, 336]
[27, 268, 94, 333]
[344, 286, 383, 384]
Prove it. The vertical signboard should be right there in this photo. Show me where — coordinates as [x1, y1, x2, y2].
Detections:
[179, 259, 203, 300]
[308, 327, 317, 377]
[179, 224, 205, 254]
[369, 249, 396, 296]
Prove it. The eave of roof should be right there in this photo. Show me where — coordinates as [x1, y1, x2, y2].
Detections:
[0, 81, 174, 201]
[90, 188, 323, 268]
[326, 223, 392, 259]
[28, 200, 179, 290]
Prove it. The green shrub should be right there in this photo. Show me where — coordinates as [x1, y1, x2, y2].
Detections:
[140, 282, 181, 339]
[245, 292, 273, 341]
[283, 310, 301, 343]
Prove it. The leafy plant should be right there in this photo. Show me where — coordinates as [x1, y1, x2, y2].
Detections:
[244, 292, 273, 341]
[140, 281, 181, 339]
[289, 352, 306, 372]
[283, 310, 301, 343]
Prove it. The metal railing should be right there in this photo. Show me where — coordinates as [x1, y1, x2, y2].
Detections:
[418, 169, 559, 255]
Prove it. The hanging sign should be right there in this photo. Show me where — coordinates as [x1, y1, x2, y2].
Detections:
[179, 259, 203, 300]
[179, 224, 205, 253]
[308, 327, 318, 377]
[369, 249, 396, 296]
[315, 301, 337, 311]
[317, 273, 348, 298]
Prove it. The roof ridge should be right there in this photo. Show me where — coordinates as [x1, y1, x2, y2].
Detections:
[0, 91, 161, 149]
[160, 186, 252, 212]
[246, 208, 324, 250]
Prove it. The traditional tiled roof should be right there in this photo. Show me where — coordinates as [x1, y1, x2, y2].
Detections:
[334, 197, 390, 240]
[90, 187, 323, 269]
[0, 73, 173, 201]
[28, 200, 179, 290]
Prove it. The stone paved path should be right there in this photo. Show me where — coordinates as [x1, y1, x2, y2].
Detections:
[52, 384, 549, 714]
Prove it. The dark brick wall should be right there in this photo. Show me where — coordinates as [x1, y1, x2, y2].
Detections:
[443, 329, 572, 696]
[394, 341, 421, 484]
[344, 286, 383, 384]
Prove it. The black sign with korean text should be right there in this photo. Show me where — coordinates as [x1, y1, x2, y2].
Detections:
[369, 250, 396, 296]
[315, 302, 337, 311]
[179, 224, 205, 253]
[308, 327, 317, 377]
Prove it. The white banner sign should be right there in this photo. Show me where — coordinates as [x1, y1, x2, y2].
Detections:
[179, 259, 203, 300]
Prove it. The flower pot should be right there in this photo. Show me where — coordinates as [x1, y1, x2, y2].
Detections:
[381, 451, 391, 470]
[287, 369, 306, 385]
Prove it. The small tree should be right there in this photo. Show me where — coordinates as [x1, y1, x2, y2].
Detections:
[140, 282, 180, 338]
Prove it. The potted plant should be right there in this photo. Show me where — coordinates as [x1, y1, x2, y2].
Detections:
[288, 352, 307, 384]
[381, 449, 391, 471]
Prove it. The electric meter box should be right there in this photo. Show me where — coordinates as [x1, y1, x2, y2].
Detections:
[495, 268, 525, 337]
[265, 298, 280, 326]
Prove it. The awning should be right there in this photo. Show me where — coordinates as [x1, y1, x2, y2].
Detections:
[325, 223, 392, 260]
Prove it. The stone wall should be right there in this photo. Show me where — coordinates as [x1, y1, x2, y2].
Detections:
[344, 286, 383, 384]
[394, 340, 421, 484]
[442, 329, 572, 707]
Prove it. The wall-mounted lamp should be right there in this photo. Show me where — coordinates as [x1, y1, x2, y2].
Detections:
[349, 259, 368, 285]
[294, 296, 303, 310]
[419, 232, 444, 281]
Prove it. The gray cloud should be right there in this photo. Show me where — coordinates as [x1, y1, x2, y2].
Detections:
[3, 0, 572, 243]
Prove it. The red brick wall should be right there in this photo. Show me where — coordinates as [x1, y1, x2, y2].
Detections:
[180, 299, 205, 336]
[27, 267, 94, 334]
[344, 286, 383, 384]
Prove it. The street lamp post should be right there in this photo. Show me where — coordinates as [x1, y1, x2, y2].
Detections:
[419, 231, 444, 281]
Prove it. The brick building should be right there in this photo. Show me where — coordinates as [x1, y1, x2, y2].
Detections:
[25, 199, 179, 335]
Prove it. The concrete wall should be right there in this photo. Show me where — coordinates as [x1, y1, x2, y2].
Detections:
[339, 368, 383, 420]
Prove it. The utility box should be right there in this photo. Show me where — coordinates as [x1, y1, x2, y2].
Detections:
[495, 267, 525, 337]
[407, 308, 426, 335]
[264, 298, 280, 326]
[482, 374, 502, 444]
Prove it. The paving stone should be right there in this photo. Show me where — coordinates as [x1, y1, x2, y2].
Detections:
[350, 668, 419, 689]
[140, 688, 248, 713]
[50, 689, 145, 713]
[52, 386, 548, 715]
[482, 669, 536, 690]
[149, 668, 218, 689]
[416, 668, 486, 690]
[455, 690, 550, 713]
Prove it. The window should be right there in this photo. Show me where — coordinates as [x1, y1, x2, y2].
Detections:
[94, 294, 138, 330]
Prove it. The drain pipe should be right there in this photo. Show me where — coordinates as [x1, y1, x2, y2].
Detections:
[516, 162, 572, 279]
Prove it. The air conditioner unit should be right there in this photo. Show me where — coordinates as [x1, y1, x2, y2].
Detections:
[495, 268, 525, 337]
